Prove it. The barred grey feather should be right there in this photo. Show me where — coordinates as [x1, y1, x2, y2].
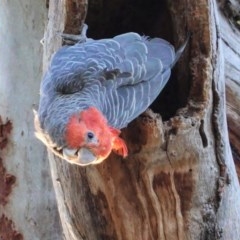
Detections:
[38, 32, 186, 147]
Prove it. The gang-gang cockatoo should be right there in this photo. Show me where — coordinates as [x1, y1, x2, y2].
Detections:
[35, 25, 187, 166]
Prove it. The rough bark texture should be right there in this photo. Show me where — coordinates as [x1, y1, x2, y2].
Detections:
[219, 0, 240, 182]
[44, 0, 240, 239]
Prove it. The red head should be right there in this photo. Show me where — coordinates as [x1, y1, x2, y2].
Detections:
[64, 107, 128, 165]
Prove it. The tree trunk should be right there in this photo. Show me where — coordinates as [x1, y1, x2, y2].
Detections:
[221, 0, 240, 183]
[44, 0, 240, 239]
[0, 1, 62, 239]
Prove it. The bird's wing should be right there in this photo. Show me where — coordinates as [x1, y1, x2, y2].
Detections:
[98, 33, 178, 128]
[40, 32, 184, 130]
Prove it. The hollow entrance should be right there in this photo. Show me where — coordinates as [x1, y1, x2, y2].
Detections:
[86, 0, 189, 120]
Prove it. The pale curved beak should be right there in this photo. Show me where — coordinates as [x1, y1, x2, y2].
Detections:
[62, 147, 97, 166]
[77, 147, 97, 165]
[62, 148, 78, 161]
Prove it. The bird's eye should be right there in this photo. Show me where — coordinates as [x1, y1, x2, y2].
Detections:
[87, 131, 95, 140]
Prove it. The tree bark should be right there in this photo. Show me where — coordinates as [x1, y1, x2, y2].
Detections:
[44, 0, 240, 239]
[0, 1, 62, 239]
[220, 0, 240, 182]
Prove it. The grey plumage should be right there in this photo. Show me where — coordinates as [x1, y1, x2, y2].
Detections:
[37, 32, 186, 149]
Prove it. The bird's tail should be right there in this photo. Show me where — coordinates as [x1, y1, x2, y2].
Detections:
[170, 33, 190, 68]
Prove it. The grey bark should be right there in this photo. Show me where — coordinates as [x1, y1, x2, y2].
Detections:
[0, 1, 62, 239]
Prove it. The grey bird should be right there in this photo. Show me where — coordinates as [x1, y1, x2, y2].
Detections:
[35, 26, 188, 166]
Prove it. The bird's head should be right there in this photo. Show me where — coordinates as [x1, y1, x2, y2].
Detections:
[63, 107, 128, 166]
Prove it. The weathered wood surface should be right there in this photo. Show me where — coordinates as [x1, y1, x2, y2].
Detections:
[219, 0, 240, 182]
[44, 0, 240, 239]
